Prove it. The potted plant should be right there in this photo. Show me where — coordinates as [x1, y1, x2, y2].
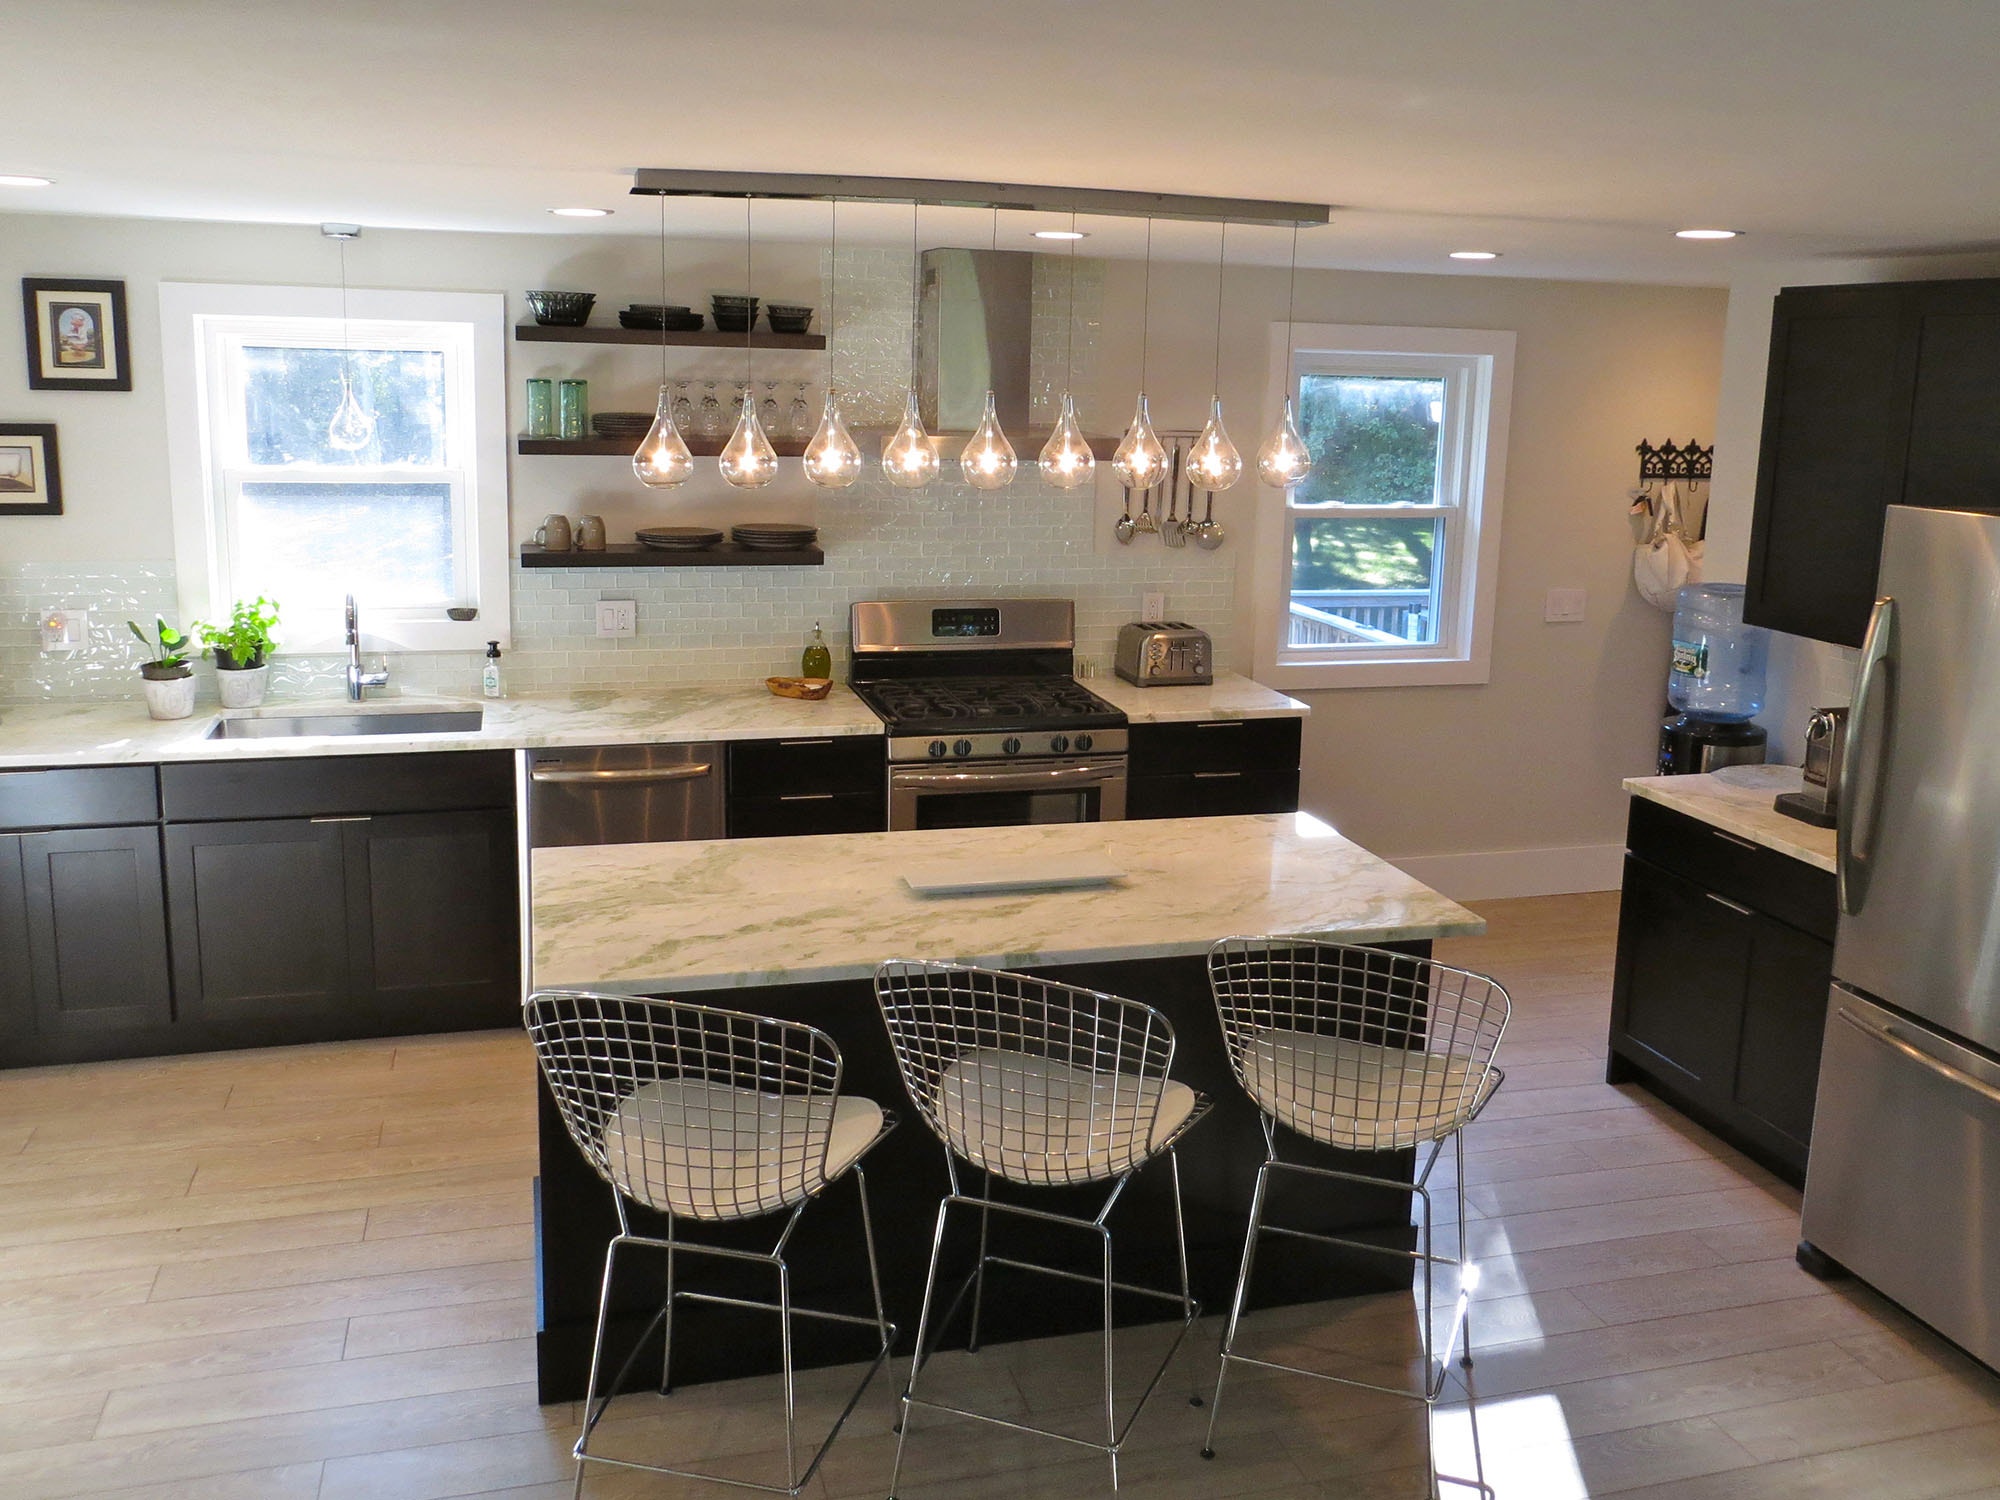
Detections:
[194, 596, 280, 708]
[127, 617, 196, 720]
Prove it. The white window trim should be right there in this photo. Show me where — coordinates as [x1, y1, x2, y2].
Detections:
[1250, 322, 1514, 690]
[160, 281, 510, 653]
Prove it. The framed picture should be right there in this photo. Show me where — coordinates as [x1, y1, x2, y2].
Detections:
[0, 423, 61, 516]
[21, 278, 131, 392]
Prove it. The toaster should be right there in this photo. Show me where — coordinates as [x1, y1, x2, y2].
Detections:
[1114, 622, 1213, 686]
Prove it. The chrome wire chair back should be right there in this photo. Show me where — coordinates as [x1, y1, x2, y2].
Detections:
[872, 960, 1211, 1493]
[1199, 940, 1509, 1495]
[526, 989, 895, 1498]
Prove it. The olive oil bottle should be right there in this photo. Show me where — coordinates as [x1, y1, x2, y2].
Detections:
[801, 621, 831, 680]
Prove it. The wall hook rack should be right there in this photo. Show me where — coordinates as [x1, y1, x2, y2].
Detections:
[1636, 438, 1713, 486]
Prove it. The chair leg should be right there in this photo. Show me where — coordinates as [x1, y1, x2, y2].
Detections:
[778, 1256, 798, 1492]
[658, 1216, 677, 1396]
[966, 1175, 993, 1355]
[888, 1195, 954, 1499]
[1202, 1160, 1271, 1460]
[1100, 1221, 1119, 1488]
[574, 1234, 625, 1498]
[1456, 1130, 1475, 1370]
[854, 1165, 892, 1353]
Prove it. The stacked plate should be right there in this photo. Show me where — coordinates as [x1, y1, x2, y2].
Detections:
[732, 523, 818, 552]
[620, 303, 704, 331]
[636, 527, 723, 552]
[591, 411, 653, 442]
[711, 294, 759, 333]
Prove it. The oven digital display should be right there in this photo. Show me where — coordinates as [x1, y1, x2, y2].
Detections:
[931, 608, 1001, 639]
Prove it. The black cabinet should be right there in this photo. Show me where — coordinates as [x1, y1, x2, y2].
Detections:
[726, 736, 885, 838]
[1747, 277, 2000, 647]
[1127, 717, 1301, 821]
[1607, 799, 1835, 1182]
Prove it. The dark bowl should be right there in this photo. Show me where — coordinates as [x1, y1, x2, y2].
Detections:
[526, 290, 596, 326]
[661, 314, 705, 330]
[712, 314, 756, 334]
[626, 303, 690, 315]
[765, 302, 814, 317]
[767, 313, 813, 334]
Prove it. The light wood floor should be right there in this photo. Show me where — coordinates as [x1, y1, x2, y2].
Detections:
[3, 893, 1998, 1498]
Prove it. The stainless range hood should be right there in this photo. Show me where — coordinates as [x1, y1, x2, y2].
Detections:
[917, 248, 1037, 434]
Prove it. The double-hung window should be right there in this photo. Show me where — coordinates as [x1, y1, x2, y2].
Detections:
[1253, 325, 1514, 689]
[161, 283, 508, 652]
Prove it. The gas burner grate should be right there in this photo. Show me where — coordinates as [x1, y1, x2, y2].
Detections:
[859, 676, 1117, 726]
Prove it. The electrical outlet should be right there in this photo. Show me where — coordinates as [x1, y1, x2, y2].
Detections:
[39, 606, 88, 653]
[1543, 587, 1587, 623]
[1142, 591, 1167, 622]
[595, 599, 636, 638]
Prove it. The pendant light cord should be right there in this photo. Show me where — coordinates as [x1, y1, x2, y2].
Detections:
[1211, 221, 1228, 396]
[1064, 209, 1077, 395]
[337, 235, 353, 385]
[827, 197, 838, 397]
[907, 198, 920, 376]
[1139, 218, 1153, 391]
[1283, 222, 1299, 383]
[658, 195, 669, 388]
[744, 196, 754, 387]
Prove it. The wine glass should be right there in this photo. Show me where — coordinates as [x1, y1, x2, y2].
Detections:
[699, 382, 722, 438]
[761, 382, 781, 432]
[790, 382, 812, 439]
[672, 381, 694, 431]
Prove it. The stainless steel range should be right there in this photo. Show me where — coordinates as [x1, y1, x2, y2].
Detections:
[848, 598, 1128, 831]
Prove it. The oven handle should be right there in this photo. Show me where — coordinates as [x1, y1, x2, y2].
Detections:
[892, 763, 1124, 792]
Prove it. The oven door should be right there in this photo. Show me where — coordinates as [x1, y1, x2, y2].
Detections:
[889, 755, 1126, 831]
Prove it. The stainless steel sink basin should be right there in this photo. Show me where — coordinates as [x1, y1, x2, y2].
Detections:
[206, 708, 484, 739]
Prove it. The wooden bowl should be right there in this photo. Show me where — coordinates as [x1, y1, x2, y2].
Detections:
[766, 676, 833, 701]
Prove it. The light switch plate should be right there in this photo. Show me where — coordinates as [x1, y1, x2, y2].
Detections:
[1142, 591, 1166, 621]
[595, 599, 636, 638]
[1544, 587, 1587, 623]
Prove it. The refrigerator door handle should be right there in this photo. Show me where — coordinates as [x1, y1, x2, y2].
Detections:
[1835, 1005, 2000, 1110]
[1838, 594, 1896, 915]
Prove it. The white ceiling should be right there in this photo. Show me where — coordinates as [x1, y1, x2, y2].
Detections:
[6, 0, 1999, 283]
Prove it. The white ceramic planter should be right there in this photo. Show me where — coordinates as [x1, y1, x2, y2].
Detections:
[215, 664, 270, 708]
[142, 672, 198, 720]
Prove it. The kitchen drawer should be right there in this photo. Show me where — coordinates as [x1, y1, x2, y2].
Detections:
[0, 766, 158, 831]
[727, 791, 886, 840]
[1127, 769, 1299, 821]
[1128, 717, 1301, 777]
[727, 735, 884, 799]
[1625, 798, 1835, 943]
[161, 751, 515, 822]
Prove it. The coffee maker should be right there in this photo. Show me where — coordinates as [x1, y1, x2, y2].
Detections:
[1773, 706, 1847, 826]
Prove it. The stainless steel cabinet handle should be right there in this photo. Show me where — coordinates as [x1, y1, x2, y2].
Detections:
[778, 793, 835, 802]
[778, 738, 835, 747]
[1703, 891, 1753, 916]
[1193, 771, 1243, 780]
[1710, 830, 1761, 852]
[1195, 721, 1244, 729]
[1837, 1007, 2000, 1109]
[1839, 594, 1895, 914]
[309, 814, 371, 824]
[530, 764, 712, 784]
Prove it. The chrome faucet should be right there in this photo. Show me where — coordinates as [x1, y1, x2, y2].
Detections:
[344, 594, 390, 701]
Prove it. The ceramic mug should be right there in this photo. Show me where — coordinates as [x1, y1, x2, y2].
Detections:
[534, 513, 573, 551]
[574, 514, 607, 551]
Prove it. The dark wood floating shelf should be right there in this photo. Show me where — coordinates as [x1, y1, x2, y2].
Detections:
[520, 543, 824, 569]
[517, 435, 811, 458]
[514, 324, 826, 351]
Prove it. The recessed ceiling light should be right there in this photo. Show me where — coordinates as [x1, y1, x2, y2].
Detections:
[550, 207, 611, 218]
[1033, 229, 1088, 240]
[0, 174, 53, 188]
[1449, 250, 1499, 261]
[1675, 228, 1740, 240]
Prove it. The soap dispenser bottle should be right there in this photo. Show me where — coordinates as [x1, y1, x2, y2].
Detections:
[801, 621, 831, 680]
[482, 640, 503, 698]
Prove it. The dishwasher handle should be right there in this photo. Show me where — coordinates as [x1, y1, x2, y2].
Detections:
[531, 763, 713, 785]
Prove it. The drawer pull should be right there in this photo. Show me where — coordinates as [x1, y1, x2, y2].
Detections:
[1704, 891, 1753, 916]
[778, 793, 836, 802]
[1710, 829, 1761, 852]
[1195, 721, 1245, 729]
[777, 738, 836, 748]
[309, 814, 372, 824]
[1193, 771, 1243, 780]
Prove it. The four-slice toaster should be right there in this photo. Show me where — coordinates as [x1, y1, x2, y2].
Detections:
[1114, 621, 1213, 686]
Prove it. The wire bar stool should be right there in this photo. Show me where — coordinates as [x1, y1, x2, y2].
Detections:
[526, 989, 897, 1498]
[1199, 939, 1509, 1491]
[873, 960, 1213, 1493]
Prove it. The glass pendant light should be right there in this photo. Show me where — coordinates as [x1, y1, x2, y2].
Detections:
[1258, 224, 1314, 489]
[719, 384, 779, 487]
[883, 198, 938, 487]
[634, 197, 693, 487]
[805, 197, 863, 488]
[324, 225, 375, 453]
[1188, 223, 1242, 491]
[961, 389, 1017, 488]
[1039, 211, 1096, 489]
[1112, 220, 1170, 490]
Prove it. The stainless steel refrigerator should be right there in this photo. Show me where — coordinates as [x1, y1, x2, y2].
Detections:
[1800, 504, 2000, 1370]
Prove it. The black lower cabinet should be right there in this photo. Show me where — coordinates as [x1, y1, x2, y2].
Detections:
[1127, 717, 1302, 821]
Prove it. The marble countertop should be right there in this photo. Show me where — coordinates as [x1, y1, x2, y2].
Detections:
[0, 683, 884, 768]
[1081, 671, 1307, 723]
[530, 810, 1483, 994]
[1624, 766, 1837, 872]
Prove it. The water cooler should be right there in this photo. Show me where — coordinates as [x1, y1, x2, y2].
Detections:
[1659, 583, 1770, 775]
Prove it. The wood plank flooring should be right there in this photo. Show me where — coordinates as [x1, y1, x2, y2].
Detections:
[2, 891, 1996, 1497]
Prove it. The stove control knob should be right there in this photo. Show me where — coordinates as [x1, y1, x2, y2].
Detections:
[1050, 734, 1070, 754]
[1002, 736, 1022, 756]
[1074, 733, 1093, 752]
[927, 739, 948, 759]
[953, 738, 974, 758]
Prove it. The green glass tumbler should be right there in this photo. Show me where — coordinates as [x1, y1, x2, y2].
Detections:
[557, 379, 588, 440]
[525, 378, 554, 438]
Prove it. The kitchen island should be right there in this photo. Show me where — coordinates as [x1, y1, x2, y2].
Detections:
[528, 812, 1482, 1402]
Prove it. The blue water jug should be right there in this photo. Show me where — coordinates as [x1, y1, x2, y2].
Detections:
[1667, 583, 1768, 722]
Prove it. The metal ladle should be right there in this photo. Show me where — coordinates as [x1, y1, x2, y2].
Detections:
[1193, 490, 1225, 550]
[1115, 486, 1135, 543]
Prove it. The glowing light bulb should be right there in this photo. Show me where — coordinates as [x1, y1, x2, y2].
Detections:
[802, 389, 863, 489]
[718, 385, 779, 488]
[327, 371, 375, 452]
[1111, 393, 1170, 490]
[1256, 397, 1312, 488]
[1038, 392, 1095, 490]
[882, 388, 939, 488]
[632, 385, 694, 488]
[960, 390, 1018, 490]
[1187, 396, 1243, 491]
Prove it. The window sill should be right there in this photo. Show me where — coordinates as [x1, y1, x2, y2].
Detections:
[1260, 653, 1492, 691]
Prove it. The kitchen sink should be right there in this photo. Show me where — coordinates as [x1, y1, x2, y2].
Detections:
[206, 708, 485, 739]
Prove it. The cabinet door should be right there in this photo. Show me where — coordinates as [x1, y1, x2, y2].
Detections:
[0, 836, 33, 1030]
[18, 826, 172, 1037]
[1609, 855, 1752, 1097]
[1902, 291, 2000, 513]
[346, 809, 518, 1031]
[727, 792, 886, 839]
[1127, 770, 1299, 820]
[1732, 915, 1834, 1155]
[165, 818, 350, 1024]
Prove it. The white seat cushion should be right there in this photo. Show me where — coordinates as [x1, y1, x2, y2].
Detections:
[931, 1048, 1196, 1186]
[1239, 1028, 1497, 1151]
[600, 1078, 883, 1221]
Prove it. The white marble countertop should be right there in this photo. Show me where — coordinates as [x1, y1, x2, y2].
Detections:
[530, 810, 1483, 994]
[1624, 766, 1837, 872]
[0, 683, 883, 768]
[1081, 671, 1307, 723]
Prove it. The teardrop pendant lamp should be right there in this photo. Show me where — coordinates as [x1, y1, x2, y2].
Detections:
[719, 196, 779, 488]
[1111, 217, 1170, 491]
[882, 199, 940, 488]
[960, 207, 1018, 490]
[1187, 221, 1243, 491]
[803, 196, 864, 488]
[633, 195, 694, 487]
[1257, 222, 1313, 488]
[1039, 210, 1096, 489]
